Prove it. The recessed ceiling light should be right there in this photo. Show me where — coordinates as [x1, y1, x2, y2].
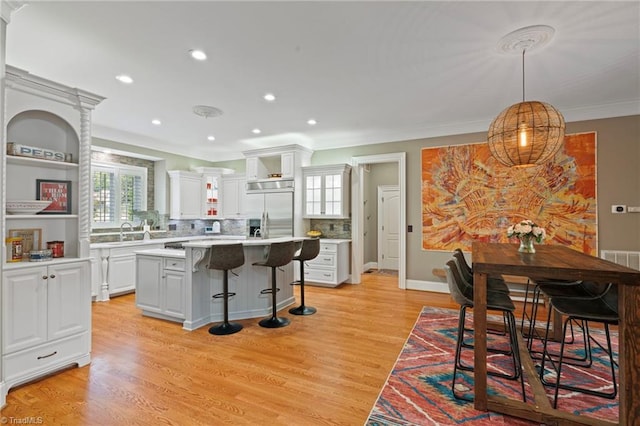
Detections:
[263, 93, 276, 102]
[207, 135, 215, 141]
[307, 119, 317, 125]
[252, 128, 261, 134]
[115, 74, 133, 84]
[151, 119, 162, 126]
[189, 49, 207, 61]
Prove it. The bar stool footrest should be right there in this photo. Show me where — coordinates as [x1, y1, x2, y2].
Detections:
[212, 292, 236, 299]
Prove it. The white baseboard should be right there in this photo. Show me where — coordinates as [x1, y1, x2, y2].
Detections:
[363, 261, 377, 271]
[404, 279, 536, 304]
[406, 279, 449, 293]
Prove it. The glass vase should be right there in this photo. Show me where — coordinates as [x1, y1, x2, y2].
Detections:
[518, 236, 536, 253]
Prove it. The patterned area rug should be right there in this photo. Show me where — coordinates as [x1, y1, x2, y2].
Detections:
[367, 307, 619, 425]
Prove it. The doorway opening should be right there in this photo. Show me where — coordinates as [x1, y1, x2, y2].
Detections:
[351, 153, 406, 289]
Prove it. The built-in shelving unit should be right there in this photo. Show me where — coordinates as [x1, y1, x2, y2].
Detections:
[1, 65, 104, 403]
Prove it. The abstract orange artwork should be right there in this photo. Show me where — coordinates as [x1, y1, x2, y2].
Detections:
[421, 132, 597, 255]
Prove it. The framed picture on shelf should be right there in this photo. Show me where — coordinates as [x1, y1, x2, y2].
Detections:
[8, 228, 42, 256]
[36, 179, 72, 214]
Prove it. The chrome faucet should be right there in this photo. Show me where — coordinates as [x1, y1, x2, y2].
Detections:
[120, 222, 134, 242]
[253, 228, 262, 238]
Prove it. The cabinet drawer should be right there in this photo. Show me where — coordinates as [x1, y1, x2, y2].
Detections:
[304, 268, 336, 283]
[306, 253, 336, 267]
[164, 258, 186, 271]
[3, 332, 89, 383]
[319, 243, 337, 253]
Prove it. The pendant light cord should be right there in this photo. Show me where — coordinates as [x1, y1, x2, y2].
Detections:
[522, 49, 526, 102]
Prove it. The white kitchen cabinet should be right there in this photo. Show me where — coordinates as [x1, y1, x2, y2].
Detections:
[221, 174, 247, 217]
[245, 157, 263, 181]
[169, 168, 234, 219]
[108, 249, 138, 295]
[136, 253, 186, 321]
[168, 170, 203, 219]
[2, 261, 90, 388]
[1, 66, 102, 400]
[90, 242, 164, 300]
[242, 145, 313, 237]
[243, 144, 312, 182]
[303, 239, 351, 287]
[302, 164, 351, 219]
[280, 152, 295, 179]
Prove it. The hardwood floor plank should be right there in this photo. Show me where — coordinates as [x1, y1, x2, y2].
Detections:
[0, 273, 539, 425]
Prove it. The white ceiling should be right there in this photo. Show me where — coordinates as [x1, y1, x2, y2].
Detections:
[5, 1, 640, 162]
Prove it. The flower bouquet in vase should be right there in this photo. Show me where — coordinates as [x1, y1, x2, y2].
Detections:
[507, 219, 546, 253]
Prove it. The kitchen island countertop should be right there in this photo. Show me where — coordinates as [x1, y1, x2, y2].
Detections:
[182, 236, 305, 248]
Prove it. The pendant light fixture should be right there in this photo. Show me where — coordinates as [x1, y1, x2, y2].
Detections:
[487, 26, 565, 168]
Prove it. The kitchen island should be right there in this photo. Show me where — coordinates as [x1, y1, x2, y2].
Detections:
[136, 237, 303, 331]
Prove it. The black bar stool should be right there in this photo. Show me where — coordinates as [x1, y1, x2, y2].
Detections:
[253, 240, 297, 328]
[207, 243, 245, 335]
[289, 238, 320, 315]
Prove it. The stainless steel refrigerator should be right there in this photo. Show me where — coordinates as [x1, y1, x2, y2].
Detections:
[245, 184, 294, 238]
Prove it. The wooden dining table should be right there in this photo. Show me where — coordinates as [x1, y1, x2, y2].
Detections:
[472, 242, 640, 426]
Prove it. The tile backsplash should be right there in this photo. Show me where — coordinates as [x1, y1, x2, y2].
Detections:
[309, 219, 351, 239]
[90, 218, 247, 243]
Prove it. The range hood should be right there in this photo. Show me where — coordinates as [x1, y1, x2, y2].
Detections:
[246, 179, 294, 193]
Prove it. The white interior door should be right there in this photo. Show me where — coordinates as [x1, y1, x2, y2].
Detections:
[378, 185, 399, 270]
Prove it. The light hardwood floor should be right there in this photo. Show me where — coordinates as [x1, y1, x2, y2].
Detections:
[0, 273, 534, 425]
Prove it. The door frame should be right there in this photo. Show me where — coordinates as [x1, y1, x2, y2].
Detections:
[351, 152, 406, 289]
[377, 185, 400, 271]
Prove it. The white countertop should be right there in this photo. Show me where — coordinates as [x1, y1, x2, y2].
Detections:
[93, 235, 349, 249]
[91, 235, 246, 249]
[134, 248, 186, 258]
[183, 236, 305, 248]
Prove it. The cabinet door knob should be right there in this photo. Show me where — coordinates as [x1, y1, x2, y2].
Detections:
[42, 275, 48, 280]
[49, 274, 56, 279]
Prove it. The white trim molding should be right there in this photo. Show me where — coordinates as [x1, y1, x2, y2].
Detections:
[406, 279, 449, 293]
[351, 152, 406, 289]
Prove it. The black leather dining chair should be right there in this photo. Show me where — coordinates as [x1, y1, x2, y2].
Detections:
[444, 260, 526, 402]
[526, 279, 611, 364]
[452, 248, 510, 294]
[538, 283, 618, 409]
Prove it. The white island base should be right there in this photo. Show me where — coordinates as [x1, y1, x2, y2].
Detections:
[136, 238, 298, 331]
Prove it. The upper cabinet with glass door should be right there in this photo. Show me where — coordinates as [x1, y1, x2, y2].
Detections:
[302, 164, 351, 219]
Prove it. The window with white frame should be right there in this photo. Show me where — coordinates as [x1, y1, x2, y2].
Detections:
[92, 162, 147, 228]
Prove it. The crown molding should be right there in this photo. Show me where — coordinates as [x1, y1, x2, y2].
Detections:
[1, 0, 26, 24]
